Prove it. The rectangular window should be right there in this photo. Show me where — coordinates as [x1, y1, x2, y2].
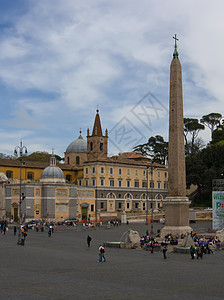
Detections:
[110, 179, 114, 187]
[127, 202, 130, 209]
[150, 181, 154, 188]
[101, 167, 104, 174]
[150, 171, 153, 178]
[143, 170, 146, 177]
[118, 168, 122, 175]
[158, 171, 161, 178]
[92, 167, 95, 174]
[118, 180, 122, 187]
[78, 179, 82, 186]
[92, 179, 95, 186]
[101, 202, 104, 209]
[27, 173, 33, 180]
[127, 169, 130, 176]
[142, 181, 147, 188]
[85, 179, 89, 187]
[134, 180, 139, 188]
[164, 172, 167, 179]
[135, 170, 138, 177]
[158, 202, 161, 208]
[118, 202, 122, 209]
[110, 167, 113, 175]
[127, 180, 131, 188]
[164, 182, 168, 189]
[135, 202, 139, 209]
[143, 202, 146, 210]
[6, 171, 13, 178]
[91, 204, 94, 212]
[158, 182, 161, 189]
[85, 167, 88, 175]
[100, 179, 104, 186]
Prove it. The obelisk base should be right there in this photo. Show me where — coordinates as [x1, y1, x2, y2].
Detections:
[161, 197, 192, 237]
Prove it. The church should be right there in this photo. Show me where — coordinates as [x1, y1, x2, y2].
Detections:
[0, 109, 168, 223]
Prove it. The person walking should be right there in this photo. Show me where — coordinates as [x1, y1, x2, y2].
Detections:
[162, 245, 167, 259]
[48, 228, 51, 237]
[87, 235, 92, 247]
[98, 245, 106, 262]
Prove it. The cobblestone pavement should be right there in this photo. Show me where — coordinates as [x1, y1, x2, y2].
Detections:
[0, 222, 223, 300]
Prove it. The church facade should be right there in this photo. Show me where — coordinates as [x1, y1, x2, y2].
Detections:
[0, 110, 168, 222]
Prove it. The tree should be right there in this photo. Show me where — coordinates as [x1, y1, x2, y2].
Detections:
[200, 113, 222, 139]
[133, 135, 168, 164]
[211, 126, 224, 145]
[186, 142, 224, 206]
[0, 153, 15, 159]
[184, 118, 205, 155]
[21, 152, 63, 162]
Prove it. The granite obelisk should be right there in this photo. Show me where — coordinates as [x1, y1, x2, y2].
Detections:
[161, 35, 192, 237]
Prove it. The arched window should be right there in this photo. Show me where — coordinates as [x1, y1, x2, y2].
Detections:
[76, 156, 80, 165]
[67, 157, 70, 164]
[90, 142, 93, 151]
[106, 192, 116, 199]
[100, 143, 103, 152]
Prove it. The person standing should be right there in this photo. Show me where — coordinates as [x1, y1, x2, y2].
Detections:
[196, 245, 202, 259]
[162, 245, 167, 259]
[87, 235, 92, 247]
[190, 246, 196, 259]
[14, 226, 17, 236]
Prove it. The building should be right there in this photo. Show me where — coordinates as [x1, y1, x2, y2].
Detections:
[5, 154, 78, 222]
[0, 110, 168, 222]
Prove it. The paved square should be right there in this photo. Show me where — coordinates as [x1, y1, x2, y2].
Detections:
[0, 222, 223, 300]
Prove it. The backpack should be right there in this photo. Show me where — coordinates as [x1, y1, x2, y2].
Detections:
[100, 247, 104, 254]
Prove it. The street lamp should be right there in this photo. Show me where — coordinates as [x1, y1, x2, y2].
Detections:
[14, 140, 27, 245]
[150, 166, 154, 234]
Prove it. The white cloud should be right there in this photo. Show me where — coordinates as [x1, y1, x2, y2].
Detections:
[0, 0, 224, 156]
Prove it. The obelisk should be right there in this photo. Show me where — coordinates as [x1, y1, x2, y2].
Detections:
[161, 35, 192, 237]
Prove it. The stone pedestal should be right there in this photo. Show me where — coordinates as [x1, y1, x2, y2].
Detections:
[121, 211, 127, 224]
[161, 197, 192, 237]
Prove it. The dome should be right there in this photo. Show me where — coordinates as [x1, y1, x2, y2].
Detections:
[66, 133, 87, 153]
[40, 153, 65, 183]
[40, 166, 65, 179]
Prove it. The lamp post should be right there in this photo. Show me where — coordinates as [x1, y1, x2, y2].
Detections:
[14, 140, 27, 245]
[150, 166, 154, 234]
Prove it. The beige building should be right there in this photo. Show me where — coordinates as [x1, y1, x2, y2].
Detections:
[64, 109, 168, 221]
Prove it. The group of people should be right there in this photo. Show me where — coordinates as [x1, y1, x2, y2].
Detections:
[86, 235, 106, 262]
[0, 221, 8, 235]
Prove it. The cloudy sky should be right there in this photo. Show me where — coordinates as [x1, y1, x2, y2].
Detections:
[0, 0, 223, 158]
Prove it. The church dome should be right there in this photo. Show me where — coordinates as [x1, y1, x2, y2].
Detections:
[40, 166, 65, 179]
[66, 133, 87, 153]
[40, 153, 65, 183]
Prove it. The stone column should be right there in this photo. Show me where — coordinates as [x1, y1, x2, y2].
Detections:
[0, 173, 8, 220]
[161, 36, 192, 237]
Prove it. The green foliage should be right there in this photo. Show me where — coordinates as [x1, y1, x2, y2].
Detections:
[211, 126, 224, 144]
[200, 113, 222, 139]
[0, 153, 15, 159]
[133, 135, 168, 164]
[21, 152, 63, 162]
[184, 118, 205, 155]
[186, 143, 224, 206]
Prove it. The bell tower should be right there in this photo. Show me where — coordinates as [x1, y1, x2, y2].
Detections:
[87, 109, 108, 161]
